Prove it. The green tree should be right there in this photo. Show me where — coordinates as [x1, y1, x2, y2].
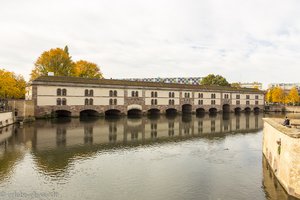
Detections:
[0, 69, 26, 99]
[200, 74, 230, 86]
[231, 82, 241, 88]
[30, 46, 74, 80]
[74, 60, 104, 78]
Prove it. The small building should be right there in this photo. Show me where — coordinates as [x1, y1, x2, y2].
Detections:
[28, 76, 265, 118]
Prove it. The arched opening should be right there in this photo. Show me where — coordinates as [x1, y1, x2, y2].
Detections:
[254, 107, 260, 113]
[127, 109, 142, 117]
[182, 104, 192, 114]
[222, 104, 230, 113]
[166, 108, 177, 115]
[53, 110, 71, 118]
[196, 108, 205, 118]
[234, 107, 241, 114]
[244, 107, 251, 113]
[148, 108, 160, 115]
[80, 109, 100, 118]
[105, 109, 121, 117]
[209, 108, 217, 114]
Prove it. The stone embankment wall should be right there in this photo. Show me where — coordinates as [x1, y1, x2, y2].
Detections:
[0, 112, 14, 128]
[8, 100, 35, 122]
[285, 106, 300, 113]
[263, 118, 300, 198]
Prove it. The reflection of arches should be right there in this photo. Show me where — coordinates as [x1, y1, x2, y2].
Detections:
[254, 107, 260, 113]
[222, 104, 230, 113]
[166, 108, 177, 115]
[128, 109, 142, 116]
[209, 108, 217, 114]
[105, 109, 121, 116]
[196, 108, 205, 115]
[234, 107, 241, 114]
[148, 108, 160, 115]
[182, 104, 192, 114]
[53, 110, 71, 118]
[80, 109, 100, 117]
[244, 107, 251, 113]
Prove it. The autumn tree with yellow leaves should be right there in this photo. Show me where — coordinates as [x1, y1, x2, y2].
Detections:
[74, 60, 103, 78]
[286, 87, 300, 105]
[0, 69, 26, 99]
[30, 46, 104, 80]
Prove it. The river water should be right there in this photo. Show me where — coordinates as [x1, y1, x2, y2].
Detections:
[0, 113, 299, 200]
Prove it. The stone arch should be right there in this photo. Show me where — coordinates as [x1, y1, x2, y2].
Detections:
[52, 110, 71, 118]
[196, 108, 205, 115]
[105, 109, 121, 116]
[234, 107, 241, 114]
[244, 107, 251, 113]
[127, 109, 142, 117]
[148, 108, 160, 115]
[209, 107, 218, 114]
[182, 104, 192, 114]
[222, 104, 230, 113]
[254, 107, 260, 113]
[166, 108, 177, 115]
[80, 109, 100, 117]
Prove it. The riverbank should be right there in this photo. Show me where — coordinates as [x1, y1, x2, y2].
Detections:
[263, 118, 300, 199]
[0, 112, 14, 128]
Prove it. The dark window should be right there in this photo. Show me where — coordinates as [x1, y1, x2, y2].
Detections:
[62, 89, 67, 96]
[155, 99, 157, 105]
[236, 100, 240, 105]
[57, 88, 61, 96]
[224, 94, 229, 99]
[198, 100, 203, 105]
[57, 98, 61, 105]
[114, 99, 117, 105]
[110, 90, 113, 97]
[89, 98, 93, 105]
[198, 93, 203, 98]
[135, 91, 139, 97]
[169, 92, 172, 98]
[85, 98, 89, 105]
[246, 95, 250, 99]
[255, 95, 259, 99]
[90, 90, 94, 96]
[131, 91, 135, 97]
[211, 93, 216, 99]
[246, 101, 250, 105]
[236, 95, 240, 99]
[211, 100, 216, 105]
[255, 101, 259, 105]
[172, 92, 175, 98]
[114, 90, 117, 97]
[62, 98, 66, 105]
[151, 92, 154, 97]
[109, 99, 113, 105]
[85, 89, 89, 96]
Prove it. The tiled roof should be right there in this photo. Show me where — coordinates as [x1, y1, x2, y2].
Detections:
[32, 76, 264, 93]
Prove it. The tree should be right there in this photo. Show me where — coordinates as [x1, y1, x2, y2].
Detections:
[272, 87, 285, 103]
[200, 74, 230, 86]
[74, 60, 103, 78]
[286, 87, 299, 105]
[0, 69, 26, 99]
[265, 89, 273, 103]
[30, 46, 74, 80]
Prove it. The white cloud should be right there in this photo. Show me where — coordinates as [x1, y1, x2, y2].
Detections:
[0, 0, 300, 87]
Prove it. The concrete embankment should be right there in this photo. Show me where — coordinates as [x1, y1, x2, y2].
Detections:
[263, 118, 300, 199]
[285, 106, 300, 113]
[0, 112, 14, 128]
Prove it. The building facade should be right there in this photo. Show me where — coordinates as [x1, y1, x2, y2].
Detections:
[123, 77, 203, 85]
[30, 76, 265, 118]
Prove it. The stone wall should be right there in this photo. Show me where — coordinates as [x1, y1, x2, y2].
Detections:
[285, 106, 300, 113]
[7, 100, 35, 121]
[263, 118, 300, 198]
[0, 112, 14, 128]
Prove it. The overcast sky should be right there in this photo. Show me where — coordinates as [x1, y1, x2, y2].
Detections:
[0, 0, 300, 87]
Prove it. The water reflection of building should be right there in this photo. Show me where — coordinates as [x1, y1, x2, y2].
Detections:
[27, 113, 263, 150]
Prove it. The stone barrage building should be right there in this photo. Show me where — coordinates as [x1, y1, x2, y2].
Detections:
[29, 76, 265, 118]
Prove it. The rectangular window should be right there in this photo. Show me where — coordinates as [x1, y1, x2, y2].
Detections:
[236, 95, 240, 99]
[246, 95, 250, 99]
[255, 95, 259, 99]
[246, 101, 250, 105]
[236, 100, 240, 105]
[255, 101, 259, 105]
[211, 100, 216, 105]
[198, 100, 203, 105]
